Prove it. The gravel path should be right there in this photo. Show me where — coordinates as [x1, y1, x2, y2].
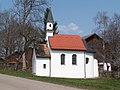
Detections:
[0, 74, 85, 90]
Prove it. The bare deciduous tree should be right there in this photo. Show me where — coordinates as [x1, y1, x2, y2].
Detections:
[12, 0, 49, 70]
[0, 11, 17, 56]
[94, 12, 120, 77]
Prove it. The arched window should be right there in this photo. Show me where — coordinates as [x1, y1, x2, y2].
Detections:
[72, 54, 77, 65]
[86, 58, 89, 64]
[61, 54, 65, 65]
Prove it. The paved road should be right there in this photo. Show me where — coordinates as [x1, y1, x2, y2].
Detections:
[0, 74, 84, 90]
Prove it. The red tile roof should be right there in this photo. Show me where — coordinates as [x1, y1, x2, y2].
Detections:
[49, 34, 87, 51]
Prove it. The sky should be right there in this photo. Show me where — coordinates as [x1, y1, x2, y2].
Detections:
[0, 0, 120, 36]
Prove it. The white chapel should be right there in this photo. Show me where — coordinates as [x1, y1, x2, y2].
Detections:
[32, 8, 99, 78]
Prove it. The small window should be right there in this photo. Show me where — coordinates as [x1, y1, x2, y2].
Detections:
[72, 54, 77, 65]
[86, 58, 89, 64]
[43, 64, 46, 69]
[61, 54, 65, 65]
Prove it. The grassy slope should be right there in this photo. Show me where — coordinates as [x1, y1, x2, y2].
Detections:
[0, 68, 120, 90]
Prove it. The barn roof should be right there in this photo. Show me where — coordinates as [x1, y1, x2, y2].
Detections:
[82, 39, 95, 53]
[82, 33, 102, 40]
[49, 34, 86, 51]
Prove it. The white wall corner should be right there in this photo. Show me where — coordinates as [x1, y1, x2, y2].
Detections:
[46, 30, 54, 41]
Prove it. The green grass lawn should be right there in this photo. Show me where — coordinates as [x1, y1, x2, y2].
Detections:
[0, 68, 120, 90]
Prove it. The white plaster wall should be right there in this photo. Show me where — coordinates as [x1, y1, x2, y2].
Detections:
[36, 58, 50, 77]
[85, 52, 94, 78]
[46, 31, 53, 41]
[47, 22, 53, 30]
[50, 50, 85, 78]
[94, 59, 99, 77]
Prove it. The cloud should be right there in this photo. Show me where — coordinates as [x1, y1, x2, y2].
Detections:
[58, 22, 83, 35]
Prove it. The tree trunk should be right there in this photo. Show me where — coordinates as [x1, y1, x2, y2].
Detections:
[22, 53, 26, 70]
[22, 37, 27, 70]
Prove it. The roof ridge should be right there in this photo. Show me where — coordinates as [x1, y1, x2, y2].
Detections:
[54, 34, 80, 36]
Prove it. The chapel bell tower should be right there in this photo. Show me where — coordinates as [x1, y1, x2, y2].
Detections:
[46, 8, 54, 41]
